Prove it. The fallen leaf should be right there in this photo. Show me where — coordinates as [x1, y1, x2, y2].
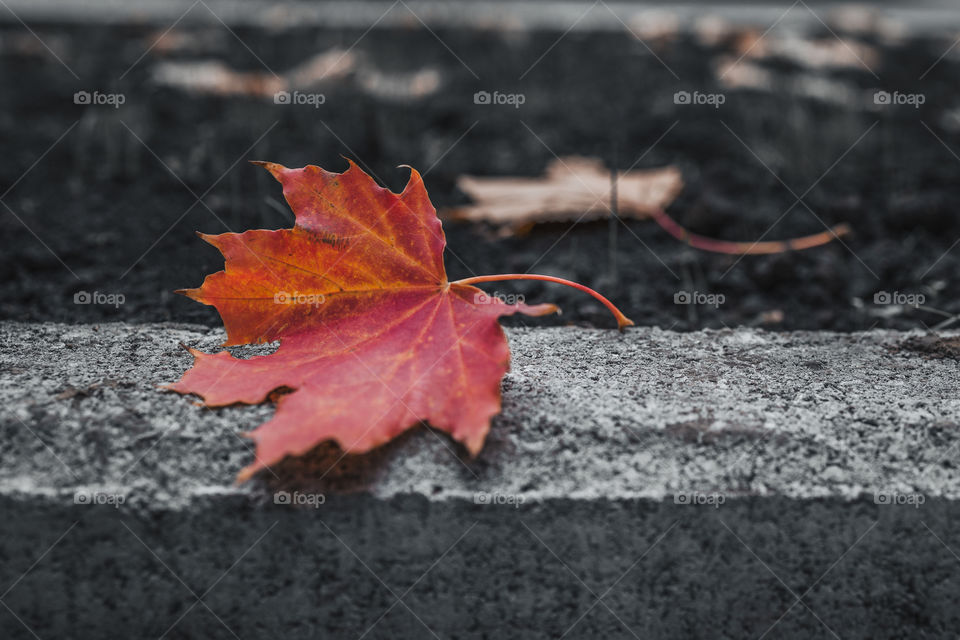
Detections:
[825, 7, 905, 44]
[283, 49, 360, 88]
[146, 28, 227, 55]
[151, 49, 355, 98]
[356, 68, 442, 102]
[731, 31, 879, 72]
[447, 156, 684, 233]
[152, 48, 441, 102]
[448, 155, 851, 254]
[627, 10, 680, 46]
[694, 16, 734, 47]
[715, 56, 863, 108]
[167, 160, 632, 482]
[152, 59, 288, 98]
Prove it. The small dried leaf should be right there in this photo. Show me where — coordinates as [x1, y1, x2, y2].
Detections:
[447, 156, 683, 234]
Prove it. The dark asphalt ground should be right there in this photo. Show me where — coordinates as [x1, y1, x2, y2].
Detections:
[2, 10, 960, 331]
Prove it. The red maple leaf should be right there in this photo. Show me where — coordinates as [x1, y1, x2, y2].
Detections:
[167, 160, 632, 482]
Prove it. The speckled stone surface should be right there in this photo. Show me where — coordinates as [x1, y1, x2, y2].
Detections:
[1, 322, 959, 638]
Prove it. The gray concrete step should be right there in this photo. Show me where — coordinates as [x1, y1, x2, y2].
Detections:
[3, 0, 960, 32]
[1, 322, 959, 637]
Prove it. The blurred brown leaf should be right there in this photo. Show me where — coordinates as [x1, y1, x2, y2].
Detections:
[446, 156, 683, 234]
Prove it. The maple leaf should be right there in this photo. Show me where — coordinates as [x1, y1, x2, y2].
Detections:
[448, 156, 684, 233]
[167, 160, 633, 482]
[447, 156, 851, 253]
[152, 48, 440, 102]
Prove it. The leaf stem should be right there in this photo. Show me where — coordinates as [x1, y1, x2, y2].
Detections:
[452, 274, 634, 330]
[650, 208, 851, 255]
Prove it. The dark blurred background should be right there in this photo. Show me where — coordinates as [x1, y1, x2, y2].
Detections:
[2, 0, 960, 331]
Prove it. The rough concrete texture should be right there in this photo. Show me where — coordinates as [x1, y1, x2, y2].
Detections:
[3, 321, 959, 503]
[2, 321, 960, 638]
[5, 0, 960, 31]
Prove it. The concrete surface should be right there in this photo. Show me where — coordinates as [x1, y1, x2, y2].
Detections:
[4, 0, 960, 31]
[2, 321, 960, 638]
